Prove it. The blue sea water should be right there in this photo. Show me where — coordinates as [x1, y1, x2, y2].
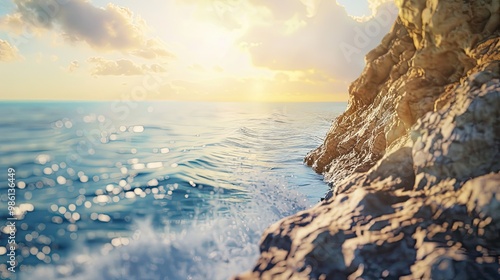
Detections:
[0, 101, 346, 280]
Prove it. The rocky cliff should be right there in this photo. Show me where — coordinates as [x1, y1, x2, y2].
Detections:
[235, 0, 500, 279]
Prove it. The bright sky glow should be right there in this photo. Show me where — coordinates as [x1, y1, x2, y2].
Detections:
[0, 0, 397, 102]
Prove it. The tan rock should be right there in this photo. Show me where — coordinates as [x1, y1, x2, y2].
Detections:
[235, 0, 500, 278]
[305, 0, 500, 189]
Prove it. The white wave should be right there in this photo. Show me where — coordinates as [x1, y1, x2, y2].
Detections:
[21, 177, 312, 280]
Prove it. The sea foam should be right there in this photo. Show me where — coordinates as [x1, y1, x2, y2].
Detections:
[21, 176, 311, 280]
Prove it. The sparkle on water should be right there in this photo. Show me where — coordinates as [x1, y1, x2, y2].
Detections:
[0, 101, 346, 279]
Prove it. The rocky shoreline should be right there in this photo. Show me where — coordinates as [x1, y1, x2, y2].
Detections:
[235, 0, 500, 279]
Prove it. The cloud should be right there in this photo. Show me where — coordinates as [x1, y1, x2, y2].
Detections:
[336, 0, 395, 20]
[298, 0, 323, 17]
[10, 0, 174, 59]
[87, 57, 166, 76]
[67, 60, 79, 72]
[178, 0, 397, 82]
[239, 1, 398, 81]
[367, 0, 395, 14]
[0, 13, 28, 35]
[156, 68, 349, 102]
[0, 39, 20, 61]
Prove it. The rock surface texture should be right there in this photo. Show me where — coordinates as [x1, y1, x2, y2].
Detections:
[235, 0, 500, 279]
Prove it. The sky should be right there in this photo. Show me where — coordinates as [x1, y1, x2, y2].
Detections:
[0, 0, 397, 102]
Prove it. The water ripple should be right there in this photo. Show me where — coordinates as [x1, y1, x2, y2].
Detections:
[0, 101, 345, 278]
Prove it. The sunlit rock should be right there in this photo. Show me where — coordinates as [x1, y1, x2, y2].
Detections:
[235, 0, 500, 278]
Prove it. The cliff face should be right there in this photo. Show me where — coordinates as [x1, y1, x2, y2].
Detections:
[235, 0, 500, 279]
[305, 0, 500, 186]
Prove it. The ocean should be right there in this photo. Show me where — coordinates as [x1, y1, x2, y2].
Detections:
[0, 101, 346, 280]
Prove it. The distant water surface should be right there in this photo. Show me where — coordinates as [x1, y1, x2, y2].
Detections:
[0, 101, 346, 279]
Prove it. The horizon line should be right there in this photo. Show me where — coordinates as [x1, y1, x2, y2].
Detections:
[0, 99, 349, 104]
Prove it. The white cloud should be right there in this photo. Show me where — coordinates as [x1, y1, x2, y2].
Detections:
[88, 57, 166, 76]
[173, 0, 397, 83]
[239, 1, 398, 81]
[299, 0, 323, 17]
[9, 0, 174, 59]
[0, 39, 20, 61]
[0, 13, 28, 35]
[67, 60, 79, 72]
